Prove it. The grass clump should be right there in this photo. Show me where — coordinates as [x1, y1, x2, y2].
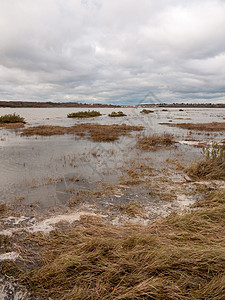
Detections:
[21, 123, 144, 142]
[117, 202, 147, 218]
[140, 109, 154, 114]
[187, 143, 225, 180]
[137, 133, 175, 151]
[0, 113, 25, 124]
[160, 122, 225, 131]
[67, 110, 102, 118]
[108, 111, 127, 117]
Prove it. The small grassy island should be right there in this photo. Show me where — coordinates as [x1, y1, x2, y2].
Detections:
[0, 113, 25, 124]
[140, 109, 154, 114]
[0, 113, 25, 128]
[67, 110, 102, 118]
[108, 111, 127, 117]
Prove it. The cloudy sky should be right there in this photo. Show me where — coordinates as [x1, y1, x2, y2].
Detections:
[0, 0, 225, 104]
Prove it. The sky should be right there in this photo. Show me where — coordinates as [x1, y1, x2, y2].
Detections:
[0, 0, 225, 105]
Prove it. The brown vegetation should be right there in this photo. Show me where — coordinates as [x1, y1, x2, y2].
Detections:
[137, 133, 175, 151]
[116, 202, 147, 218]
[0, 122, 25, 128]
[0, 113, 25, 128]
[187, 144, 225, 180]
[160, 122, 225, 131]
[21, 124, 144, 142]
[2, 187, 224, 299]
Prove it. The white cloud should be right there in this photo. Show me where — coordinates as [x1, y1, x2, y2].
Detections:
[0, 0, 225, 103]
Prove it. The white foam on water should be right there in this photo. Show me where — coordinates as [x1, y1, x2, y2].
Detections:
[29, 211, 98, 233]
[178, 140, 207, 146]
[0, 252, 20, 262]
[0, 230, 14, 237]
[176, 194, 195, 209]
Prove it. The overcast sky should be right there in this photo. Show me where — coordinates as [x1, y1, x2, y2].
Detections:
[0, 0, 225, 104]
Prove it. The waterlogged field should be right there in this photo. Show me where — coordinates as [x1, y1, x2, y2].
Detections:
[0, 107, 225, 299]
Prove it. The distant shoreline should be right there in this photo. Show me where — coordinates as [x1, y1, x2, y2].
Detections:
[0, 100, 224, 108]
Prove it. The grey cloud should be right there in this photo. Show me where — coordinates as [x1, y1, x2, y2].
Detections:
[0, 0, 225, 104]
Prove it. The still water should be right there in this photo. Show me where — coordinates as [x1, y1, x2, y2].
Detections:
[0, 107, 224, 209]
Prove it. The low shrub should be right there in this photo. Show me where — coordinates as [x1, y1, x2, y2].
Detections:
[140, 109, 154, 114]
[0, 113, 25, 124]
[67, 111, 101, 118]
[108, 111, 127, 117]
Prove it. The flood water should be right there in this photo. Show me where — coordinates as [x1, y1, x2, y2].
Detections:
[0, 107, 224, 210]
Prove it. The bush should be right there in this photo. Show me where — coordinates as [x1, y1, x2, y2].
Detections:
[140, 109, 154, 114]
[67, 111, 101, 118]
[108, 111, 127, 117]
[0, 113, 25, 124]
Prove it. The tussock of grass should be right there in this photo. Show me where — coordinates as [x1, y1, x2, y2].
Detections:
[137, 133, 175, 151]
[117, 202, 147, 218]
[108, 111, 127, 117]
[67, 110, 101, 118]
[187, 144, 225, 180]
[21, 123, 144, 142]
[160, 122, 225, 131]
[119, 161, 153, 186]
[5, 187, 224, 299]
[0, 113, 25, 124]
[140, 109, 154, 114]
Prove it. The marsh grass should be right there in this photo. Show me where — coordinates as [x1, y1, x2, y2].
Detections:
[0, 202, 6, 212]
[0, 113, 25, 128]
[0, 113, 25, 124]
[187, 143, 225, 180]
[119, 161, 153, 185]
[160, 122, 225, 131]
[3, 187, 224, 299]
[137, 133, 175, 151]
[140, 109, 154, 114]
[116, 202, 147, 218]
[21, 123, 144, 142]
[67, 111, 102, 118]
[108, 111, 127, 117]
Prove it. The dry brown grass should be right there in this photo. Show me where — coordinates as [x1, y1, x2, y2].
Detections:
[21, 124, 144, 142]
[119, 160, 153, 186]
[160, 122, 225, 131]
[116, 202, 147, 218]
[0, 122, 25, 128]
[187, 144, 225, 180]
[137, 133, 175, 151]
[2, 187, 224, 299]
[0, 202, 6, 212]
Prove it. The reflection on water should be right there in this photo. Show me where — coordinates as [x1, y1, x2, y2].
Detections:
[0, 107, 224, 209]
